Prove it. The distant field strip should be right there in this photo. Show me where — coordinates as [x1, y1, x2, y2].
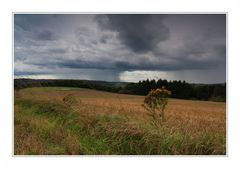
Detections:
[14, 87, 226, 155]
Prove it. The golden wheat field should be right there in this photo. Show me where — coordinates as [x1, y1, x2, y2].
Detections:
[14, 87, 226, 155]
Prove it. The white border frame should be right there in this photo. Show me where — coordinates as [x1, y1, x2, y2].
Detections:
[12, 12, 228, 157]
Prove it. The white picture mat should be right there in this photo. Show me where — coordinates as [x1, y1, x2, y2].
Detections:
[0, 0, 239, 168]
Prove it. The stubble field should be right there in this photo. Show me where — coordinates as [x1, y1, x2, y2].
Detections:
[14, 87, 226, 155]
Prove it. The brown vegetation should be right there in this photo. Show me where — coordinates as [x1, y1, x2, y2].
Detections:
[14, 87, 226, 155]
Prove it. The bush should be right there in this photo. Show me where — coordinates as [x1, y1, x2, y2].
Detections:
[142, 86, 171, 126]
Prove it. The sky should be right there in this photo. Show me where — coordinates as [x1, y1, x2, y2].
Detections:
[14, 14, 226, 83]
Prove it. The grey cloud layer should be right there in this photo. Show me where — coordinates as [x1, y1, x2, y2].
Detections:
[14, 14, 226, 83]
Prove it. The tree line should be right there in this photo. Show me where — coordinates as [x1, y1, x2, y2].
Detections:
[122, 79, 226, 102]
[14, 78, 226, 102]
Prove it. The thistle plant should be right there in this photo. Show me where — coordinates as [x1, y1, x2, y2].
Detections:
[143, 86, 171, 126]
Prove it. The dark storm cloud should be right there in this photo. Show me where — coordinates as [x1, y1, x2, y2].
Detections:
[14, 14, 226, 83]
[51, 53, 222, 71]
[95, 14, 170, 53]
[152, 14, 226, 70]
[57, 60, 111, 69]
[114, 57, 222, 71]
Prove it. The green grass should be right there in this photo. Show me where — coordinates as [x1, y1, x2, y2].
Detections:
[14, 87, 226, 155]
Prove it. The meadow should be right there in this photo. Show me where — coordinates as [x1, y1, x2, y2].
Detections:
[14, 87, 226, 155]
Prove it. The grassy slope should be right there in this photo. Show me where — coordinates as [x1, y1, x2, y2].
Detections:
[14, 87, 226, 155]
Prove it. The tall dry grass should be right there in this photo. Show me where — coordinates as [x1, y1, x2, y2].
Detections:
[14, 87, 226, 155]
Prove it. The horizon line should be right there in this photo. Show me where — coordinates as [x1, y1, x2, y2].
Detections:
[14, 77, 226, 85]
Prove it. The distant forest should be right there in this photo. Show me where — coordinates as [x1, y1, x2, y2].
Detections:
[14, 78, 226, 102]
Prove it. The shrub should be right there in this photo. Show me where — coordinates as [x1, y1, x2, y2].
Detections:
[143, 86, 171, 126]
[63, 94, 81, 106]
